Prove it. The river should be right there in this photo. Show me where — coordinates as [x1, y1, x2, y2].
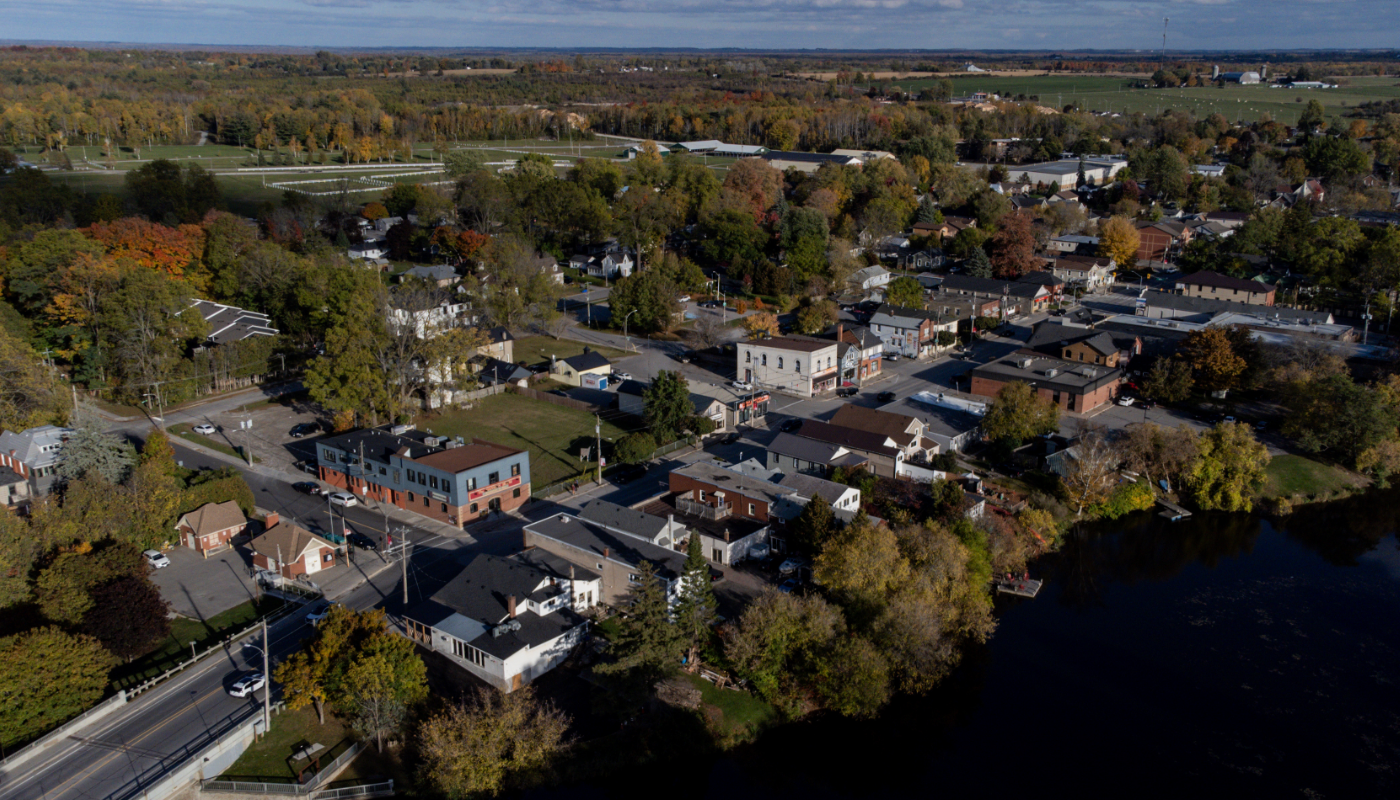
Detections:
[541, 490, 1400, 799]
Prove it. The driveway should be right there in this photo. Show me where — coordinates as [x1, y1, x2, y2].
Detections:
[148, 544, 260, 621]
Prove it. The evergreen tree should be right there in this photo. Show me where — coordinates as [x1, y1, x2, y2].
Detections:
[790, 498, 836, 555]
[675, 534, 717, 665]
[643, 370, 692, 443]
[57, 414, 133, 486]
[597, 561, 681, 691]
[966, 247, 993, 279]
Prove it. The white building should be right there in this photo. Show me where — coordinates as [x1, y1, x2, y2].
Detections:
[404, 551, 598, 693]
[848, 264, 892, 291]
[739, 337, 840, 398]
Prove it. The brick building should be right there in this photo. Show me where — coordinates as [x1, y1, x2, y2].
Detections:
[970, 352, 1122, 413]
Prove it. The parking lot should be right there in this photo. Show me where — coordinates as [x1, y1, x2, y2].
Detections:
[147, 543, 261, 620]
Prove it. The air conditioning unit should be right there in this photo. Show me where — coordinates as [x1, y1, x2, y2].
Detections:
[424, 436, 439, 447]
[1083, 367, 1097, 378]
[1018, 358, 1035, 369]
[1045, 368, 1059, 378]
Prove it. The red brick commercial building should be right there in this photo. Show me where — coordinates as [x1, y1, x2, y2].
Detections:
[174, 500, 247, 556]
[970, 352, 1122, 413]
[316, 426, 530, 529]
[250, 513, 338, 579]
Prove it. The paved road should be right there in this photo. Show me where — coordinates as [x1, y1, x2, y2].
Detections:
[0, 614, 307, 800]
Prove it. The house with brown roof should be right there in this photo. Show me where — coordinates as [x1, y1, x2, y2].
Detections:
[1135, 220, 1193, 262]
[175, 500, 247, 556]
[829, 404, 938, 460]
[1175, 271, 1275, 306]
[250, 513, 338, 579]
[315, 426, 530, 529]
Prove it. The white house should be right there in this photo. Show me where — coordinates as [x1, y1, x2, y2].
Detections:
[848, 264, 892, 292]
[404, 551, 598, 693]
[387, 300, 474, 340]
[738, 337, 840, 398]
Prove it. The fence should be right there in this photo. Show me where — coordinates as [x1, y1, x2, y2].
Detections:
[0, 691, 128, 772]
[312, 782, 395, 800]
[126, 600, 302, 699]
[512, 383, 604, 411]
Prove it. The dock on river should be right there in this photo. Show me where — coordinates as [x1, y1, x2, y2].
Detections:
[1157, 499, 1192, 521]
[996, 577, 1042, 598]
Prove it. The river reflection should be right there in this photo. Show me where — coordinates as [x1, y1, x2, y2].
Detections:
[535, 489, 1400, 800]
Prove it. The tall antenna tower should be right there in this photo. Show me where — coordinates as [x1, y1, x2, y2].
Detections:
[1161, 17, 1170, 62]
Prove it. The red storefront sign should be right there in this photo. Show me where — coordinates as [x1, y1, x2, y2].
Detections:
[469, 475, 521, 501]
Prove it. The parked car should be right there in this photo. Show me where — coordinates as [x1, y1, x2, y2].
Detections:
[779, 418, 803, 433]
[883, 353, 900, 361]
[778, 557, 806, 576]
[837, 386, 857, 397]
[192, 423, 217, 435]
[1117, 396, 1135, 407]
[228, 672, 266, 698]
[288, 423, 319, 438]
[292, 481, 322, 496]
[346, 531, 378, 551]
[677, 295, 691, 303]
[328, 492, 358, 508]
[731, 380, 753, 391]
[876, 391, 896, 403]
[778, 578, 801, 594]
[143, 549, 170, 569]
[305, 602, 333, 625]
[613, 371, 633, 381]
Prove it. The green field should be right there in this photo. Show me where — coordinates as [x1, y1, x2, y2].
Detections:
[1260, 454, 1365, 500]
[223, 705, 354, 783]
[884, 73, 1400, 125]
[418, 393, 631, 487]
[513, 335, 630, 364]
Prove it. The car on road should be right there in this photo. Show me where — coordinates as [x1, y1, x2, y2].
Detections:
[305, 602, 333, 624]
[288, 423, 319, 438]
[192, 423, 217, 435]
[779, 418, 803, 433]
[731, 380, 753, 391]
[836, 386, 857, 397]
[613, 371, 633, 381]
[346, 531, 378, 551]
[143, 549, 170, 569]
[877, 391, 896, 403]
[292, 481, 322, 495]
[328, 492, 358, 508]
[611, 464, 648, 484]
[719, 432, 740, 444]
[228, 672, 266, 698]
[778, 578, 801, 594]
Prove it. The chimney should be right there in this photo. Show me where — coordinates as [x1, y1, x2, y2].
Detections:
[508, 595, 517, 619]
[838, 323, 844, 343]
[264, 511, 280, 529]
[724, 528, 731, 542]
[603, 547, 610, 560]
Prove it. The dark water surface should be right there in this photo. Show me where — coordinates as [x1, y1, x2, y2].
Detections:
[548, 491, 1400, 800]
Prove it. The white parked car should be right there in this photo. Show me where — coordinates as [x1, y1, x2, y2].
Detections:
[731, 380, 754, 391]
[328, 492, 358, 508]
[677, 295, 691, 303]
[143, 549, 170, 569]
[1117, 396, 1135, 407]
[228, 672, 266, 698]
[192, 423, 217, 435]
[613, 371, 633, 381]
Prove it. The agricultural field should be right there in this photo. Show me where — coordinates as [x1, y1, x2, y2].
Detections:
[883, 73, 1400, 125]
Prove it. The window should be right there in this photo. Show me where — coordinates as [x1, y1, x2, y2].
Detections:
[408, 492, 415, 502]
[470, 503, 478, 512]
[745, 351, 751, 363]
[511, 464, 520, 477]
[489, 471, 500, 485]
[393, 469, 400, 483]
[467, 477, 476, 491]
[406, 469, 415, 484]
[762, 354, 767, 366]
[778, 357, 783, 370]
[429, 475, 439, 490]
[796, 360, 802, 373]
[441, 502, 448, 512]
[513, 488, 521, 498]
[378, 466, 386, 476]
[748, 503, 755, 515]
[698, 490, 706, 502]
[451, 638, 487, 667]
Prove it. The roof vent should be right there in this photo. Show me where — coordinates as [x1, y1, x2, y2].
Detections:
[424, 436, 439, 447]
[1018, 358, 1035, 369]
[1045, 368, 1058, 378]
[1083, 367, 1097, 378]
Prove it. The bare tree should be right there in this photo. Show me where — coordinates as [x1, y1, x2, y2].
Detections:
[692, 313, 728, 352]
[1116, 422, 1199, 493]
[1061, 424, 1120, 517]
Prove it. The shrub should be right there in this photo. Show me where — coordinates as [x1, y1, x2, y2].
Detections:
[1092, 480, 1154, 520]
[614, 433, 657, 465]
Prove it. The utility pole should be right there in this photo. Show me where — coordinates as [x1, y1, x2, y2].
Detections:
[1160, 17, 1170, 64]
[1363, 294, 1374, 346]
[261, 617, 270, 736]
[400, 533, 410, 606]
[595, 415, 603, 485]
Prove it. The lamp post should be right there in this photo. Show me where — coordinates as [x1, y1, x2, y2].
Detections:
[240, 618, 272, 737]
[622, 309, 638, 349]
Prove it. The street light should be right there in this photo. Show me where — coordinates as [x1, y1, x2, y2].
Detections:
[622, 309, 638, 348]
[240, 618, 272, 737]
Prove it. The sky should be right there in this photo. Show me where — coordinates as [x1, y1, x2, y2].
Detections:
[4, 0, 1395, 51]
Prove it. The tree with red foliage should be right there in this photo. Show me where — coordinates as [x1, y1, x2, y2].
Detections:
[81, 574, 170, 662]
[83, 218, 206, 280]
[987, 212, 1040, 280]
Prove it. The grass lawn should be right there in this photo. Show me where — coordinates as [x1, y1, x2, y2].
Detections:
[1260, 454, 1365, 500]
[223, 706, 355, 783]
[682, 673, 777, 739]
[513, 335, 630, 364]
[112, 597, 286, 690]
[170, 422, 259, 463]
[417, 393, 630, 487]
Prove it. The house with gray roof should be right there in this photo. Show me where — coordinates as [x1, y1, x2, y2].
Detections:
[401, 264, 459, 288]
[868, 304, 957, 358]
[0, 425, 73, 497]
[404, 551, 598, 692]
[553, 350, 612, 388]
[766, 431, 872, 476]
[187, 300, 279, 347]
[580, 500, 686, 548]
[615, 381, 729, 431]
[523, 513, 686, 605]
[774, 472, 861, 518]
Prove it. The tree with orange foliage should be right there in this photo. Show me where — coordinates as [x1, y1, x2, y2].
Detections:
[987, 212, 1041, 280]
[83, 219, 206, 282]
[362, 202, 389, 221]
[721, 158, 785, 223]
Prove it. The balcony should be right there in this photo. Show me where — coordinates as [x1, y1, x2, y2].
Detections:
[677, 496, 731, 521]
